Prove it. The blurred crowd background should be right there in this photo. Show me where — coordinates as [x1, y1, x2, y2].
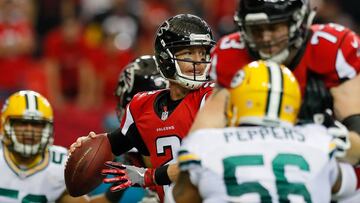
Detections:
[0, 0, 358, 148]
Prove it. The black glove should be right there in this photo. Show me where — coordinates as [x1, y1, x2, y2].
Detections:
[298, 72, 333, 124]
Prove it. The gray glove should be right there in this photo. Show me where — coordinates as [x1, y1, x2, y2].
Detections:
[102, 161, 156, 191]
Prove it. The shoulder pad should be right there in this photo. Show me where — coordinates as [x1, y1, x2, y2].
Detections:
[210, 32, 253, 88]
[308, 23, 360, 81]
[178, 149, 201, 171]
[130, 89, 164, 105]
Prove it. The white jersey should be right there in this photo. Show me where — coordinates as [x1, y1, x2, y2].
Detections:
[0, 143, 68, 203]
[178, 124, 339, 203]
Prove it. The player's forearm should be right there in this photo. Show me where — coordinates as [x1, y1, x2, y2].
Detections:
[173, 172, 202, 203]
[331, 74, 360, 121]
[107, 129, 133, 156]
[342, 115, 360, 135]
[147, 163, 179, 186]
[57, 191, 90, 203]
[167, 163, 180, 182]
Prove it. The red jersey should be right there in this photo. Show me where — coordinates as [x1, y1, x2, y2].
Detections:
[120, 83, 213, 167]
[119, 83, 212, 201]
[211, 23, 360, 94]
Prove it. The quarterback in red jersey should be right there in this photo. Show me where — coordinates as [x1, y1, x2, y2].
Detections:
[70, 14, 215, 202]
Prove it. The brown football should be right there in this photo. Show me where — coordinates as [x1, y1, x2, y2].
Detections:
[64, 133, 113, 197]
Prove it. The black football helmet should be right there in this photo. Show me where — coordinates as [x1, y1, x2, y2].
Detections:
[154, 14, 216, 90]
[235, 0, 315, 63]
[115, 55, 168, 121]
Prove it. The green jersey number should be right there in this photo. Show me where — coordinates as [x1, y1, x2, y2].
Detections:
[0, 187, 48, 202]
[51, 151, 66, 165]
[223, 153, 312, 202]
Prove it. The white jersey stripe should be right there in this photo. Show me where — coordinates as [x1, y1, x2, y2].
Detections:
[199, 93, 208, 109]
[266, 61, 283, 120]
[25, 92, 37, 112]
[336, 50, 357, 79]
[121, 104, 135, 135]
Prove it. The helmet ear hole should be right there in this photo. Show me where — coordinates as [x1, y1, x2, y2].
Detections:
[157, 53, 176, 79]
[155, 49, 175, 79]
[164, 65, 176, 78]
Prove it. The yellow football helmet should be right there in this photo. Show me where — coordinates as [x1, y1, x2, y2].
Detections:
[226, 60, 301, 127]
[0, 90, 53, 157]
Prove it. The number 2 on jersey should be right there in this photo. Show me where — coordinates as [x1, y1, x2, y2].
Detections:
[156, 135, 181, 165]
[223, 153, 312, 202]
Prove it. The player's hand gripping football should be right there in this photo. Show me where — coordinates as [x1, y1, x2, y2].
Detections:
[69, 131, 99, 154]
[102, 161, 156, 191]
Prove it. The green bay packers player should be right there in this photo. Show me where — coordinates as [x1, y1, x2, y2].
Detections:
[173, 61, 360, 203]
[0, 90, 91, 203]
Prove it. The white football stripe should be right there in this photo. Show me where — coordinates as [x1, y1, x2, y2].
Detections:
[26, 92, 37, 112]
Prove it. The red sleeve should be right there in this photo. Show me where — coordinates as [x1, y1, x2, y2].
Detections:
[337, 30, 360, 77]
[119, 91, 144, 129]
[120, 90, 162, 131]
[308, 24, 360, 87]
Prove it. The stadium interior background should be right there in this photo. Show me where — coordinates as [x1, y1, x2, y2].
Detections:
[0, 0, 358, 148]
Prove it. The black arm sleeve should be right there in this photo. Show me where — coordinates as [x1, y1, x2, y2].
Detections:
[298, 72, 333, 124]
[342, 114, 360, 135]
[107, 124, 151, 156]
[125, 123, 150, 156]
[154, 165, 172, 185]
[107, 128, 134, 156]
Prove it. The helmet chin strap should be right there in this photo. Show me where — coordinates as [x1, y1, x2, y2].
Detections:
[259, 48, 289, 64]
